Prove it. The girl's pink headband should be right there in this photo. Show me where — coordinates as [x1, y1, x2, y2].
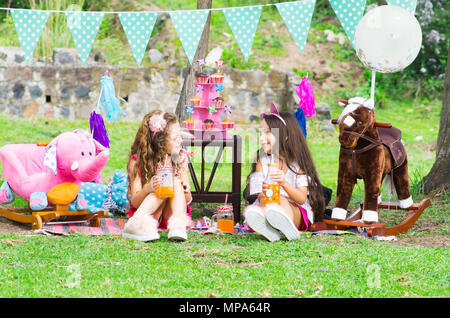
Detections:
[260, 103, 287, 126]
[148, 112, 167, 137]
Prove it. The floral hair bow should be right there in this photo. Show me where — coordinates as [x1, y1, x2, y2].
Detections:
[148, 112, 167, 137]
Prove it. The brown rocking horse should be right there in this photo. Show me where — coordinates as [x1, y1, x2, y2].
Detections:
[311, 97, 430, 237]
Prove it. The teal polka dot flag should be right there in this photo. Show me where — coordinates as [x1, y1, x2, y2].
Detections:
[329, 0, 367, 46]
[223, 5, 262, 62]
[10, 9, 50, 64]
[276, 0, 316, 54]
[169, 10, 209, 65]
[118, 12, 158, 66]
[386, 0, 417, 14]
[65, 11, 105, 66]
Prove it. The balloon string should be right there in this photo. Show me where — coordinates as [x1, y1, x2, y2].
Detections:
[370, 70, 376, 101]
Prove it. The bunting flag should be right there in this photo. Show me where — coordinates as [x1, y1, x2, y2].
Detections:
[118, 12, 158, 66]
[8, 2, 387, 67]
[223, 5, 262, 61]
[276, 0, 316, 54]
[169, 10, 209, 64]
[10, 9, 50, 63]
[329, 0, 367, 45]
[386, 0, 418, 14]
[65, 11, 104, 65]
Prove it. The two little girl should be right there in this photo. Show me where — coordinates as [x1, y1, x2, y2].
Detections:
[122, 104, 325, 242]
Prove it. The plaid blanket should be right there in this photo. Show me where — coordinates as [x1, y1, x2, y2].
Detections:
[40, 217, 253, 236]
[40, 217, 390, 239]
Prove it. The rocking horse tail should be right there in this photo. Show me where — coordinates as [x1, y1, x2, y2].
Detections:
[392, 157, 413, 209]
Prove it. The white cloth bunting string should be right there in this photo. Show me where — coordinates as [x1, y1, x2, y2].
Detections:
[5, 1, 377, 66]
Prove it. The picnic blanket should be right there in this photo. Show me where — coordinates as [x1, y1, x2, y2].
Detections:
[38, 217, 395, 240]
[39, 217, 253, 236]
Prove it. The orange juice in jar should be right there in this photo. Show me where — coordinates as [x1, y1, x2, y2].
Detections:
[216, 204, 234, 234]
[263, 162, 280, 204]
[155, 166, 174, 199]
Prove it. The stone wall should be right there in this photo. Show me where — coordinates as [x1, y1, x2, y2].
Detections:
[0, 47, 300, 123]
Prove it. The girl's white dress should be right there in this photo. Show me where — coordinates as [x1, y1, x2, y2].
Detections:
[248, 154, 315, 224]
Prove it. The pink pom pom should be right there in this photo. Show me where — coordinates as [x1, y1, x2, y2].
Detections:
[296, 76, 316, 117]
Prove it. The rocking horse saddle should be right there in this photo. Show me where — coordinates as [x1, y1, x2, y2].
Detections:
[377, 126, 406, 169]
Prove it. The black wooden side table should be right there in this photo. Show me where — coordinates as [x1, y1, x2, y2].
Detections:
[182, 134, 242, 222]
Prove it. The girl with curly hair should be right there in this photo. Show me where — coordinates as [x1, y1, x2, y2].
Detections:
[122, 111, 192, 242]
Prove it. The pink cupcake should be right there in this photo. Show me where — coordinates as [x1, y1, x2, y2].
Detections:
[221, 119, 234, 130]
[190, 96, 202, 107]
[210, 72, 224, 84]
[202, 119, 214, 130]
[212, 97, 225, 108]
[184, 119, 195, 130]
[195, 72, 209, 84]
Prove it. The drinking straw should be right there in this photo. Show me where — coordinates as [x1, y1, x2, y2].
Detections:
[224, 194, 228, 206]
[164, 154, 169, 167]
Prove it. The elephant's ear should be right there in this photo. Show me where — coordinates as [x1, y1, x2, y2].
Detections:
[73, 128, 108, 155]
[44, 143, 57, 175]
[92, 138, 107, 156]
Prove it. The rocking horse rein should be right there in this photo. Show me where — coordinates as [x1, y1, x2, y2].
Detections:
[333, 110, 386, 183]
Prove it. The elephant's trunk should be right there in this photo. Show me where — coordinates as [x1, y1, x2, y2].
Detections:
[71, 150, 109, 182]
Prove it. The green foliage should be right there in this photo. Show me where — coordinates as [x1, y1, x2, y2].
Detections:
[221, 44, 259, 70]
[410, 164, 427, 196]
[291, 67, 311, 79]
[411, 0, 449, 79]
[0, 231, 448, 297]
[0, 15, 19, 47]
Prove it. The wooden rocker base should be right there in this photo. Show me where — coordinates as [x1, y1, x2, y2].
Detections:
[311, 198, 431, 237]
[0, 182, 108, 230]
[0, 206, 108, 230]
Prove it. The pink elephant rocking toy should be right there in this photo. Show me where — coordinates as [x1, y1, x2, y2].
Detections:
[0, 129, 110, 229]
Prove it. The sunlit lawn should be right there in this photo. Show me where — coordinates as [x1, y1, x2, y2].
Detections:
[0, 97, 448, 298]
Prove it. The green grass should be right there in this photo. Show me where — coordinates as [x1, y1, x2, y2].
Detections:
[0, 232, 448, 297]
[0, 96, 443, 201]
[0, 96, 448, 298]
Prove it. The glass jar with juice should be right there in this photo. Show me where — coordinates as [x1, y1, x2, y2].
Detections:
[214, 204, 234, 234]
[263, 162, 280, 204]
[155, 165, 175, 198]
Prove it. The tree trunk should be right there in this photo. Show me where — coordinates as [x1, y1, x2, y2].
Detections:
[175, 0, 212, 122]
[423, 44, 450, 193]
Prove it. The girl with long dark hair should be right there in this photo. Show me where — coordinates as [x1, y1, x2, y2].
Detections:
[244, 104, 325, 241]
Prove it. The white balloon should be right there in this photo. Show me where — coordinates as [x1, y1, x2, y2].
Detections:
[354, 5, 422, 73]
